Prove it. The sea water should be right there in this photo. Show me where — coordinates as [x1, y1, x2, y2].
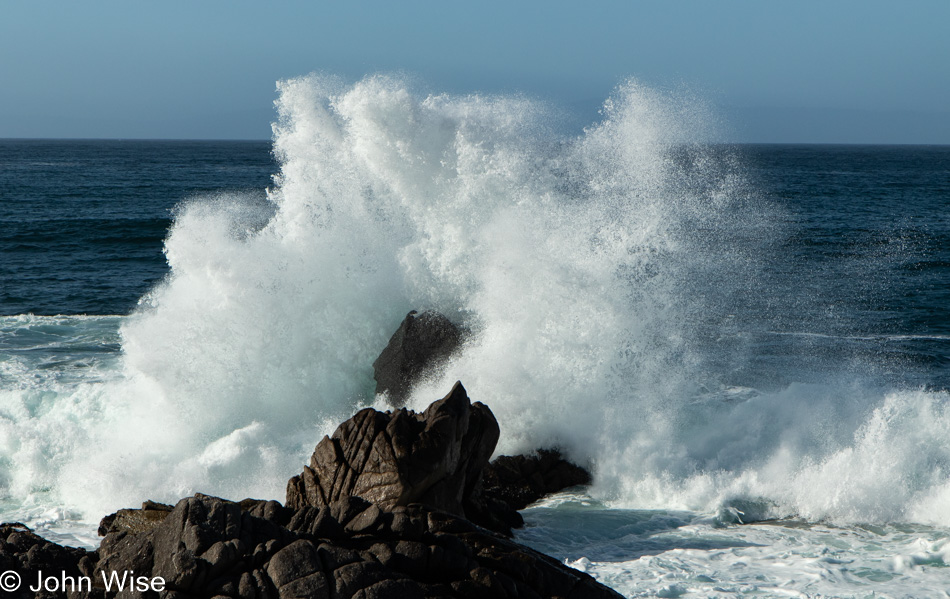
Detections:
[1, 75, 949, 597]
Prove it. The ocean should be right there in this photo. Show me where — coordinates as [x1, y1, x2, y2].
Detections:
[1, 75, 949, 597]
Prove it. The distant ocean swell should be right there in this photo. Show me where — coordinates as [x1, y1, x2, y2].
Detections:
[1, 74, 949, 537]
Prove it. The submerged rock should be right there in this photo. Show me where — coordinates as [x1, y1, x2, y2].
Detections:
[716, 497, 783, 525]
[373, 311, 462, 407]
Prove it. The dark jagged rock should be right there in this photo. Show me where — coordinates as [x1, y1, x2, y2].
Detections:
[90, 493, 622, 599]
[0, 385, 619, 599]
[287, 381, 521, 535]
[373, 311, 462, 407]
[483, 449, 592, 511]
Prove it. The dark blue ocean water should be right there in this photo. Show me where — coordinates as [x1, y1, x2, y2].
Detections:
[0, 140, 276, 315]
[737, 145, 950, 390]
[1, 141, 948, 390]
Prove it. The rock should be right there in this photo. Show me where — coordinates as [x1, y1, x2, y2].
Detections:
[98, 499, 174, 536]
[95, 494, 295, 597]
[0, 522, 99, 599]
[483, 449, 592, 511]
[92, 493, 623, 598]
[286, 382, 518, 534]
[716, 497, 783, 525]
[373, 311, 462, 407]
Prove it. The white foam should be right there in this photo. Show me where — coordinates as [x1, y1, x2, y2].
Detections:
[518, 494, 950, 598]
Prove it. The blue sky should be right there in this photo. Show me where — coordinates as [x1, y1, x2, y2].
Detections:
[2, 1, 948, 143]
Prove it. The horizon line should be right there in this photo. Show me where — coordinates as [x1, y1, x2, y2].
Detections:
[2, 137, 948, 148]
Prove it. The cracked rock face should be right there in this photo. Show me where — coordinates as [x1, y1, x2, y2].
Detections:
[286, 382, 516, 534]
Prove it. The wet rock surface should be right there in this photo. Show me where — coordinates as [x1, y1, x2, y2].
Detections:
[483, 450, 592, 511]
[372, 311, 462, 407]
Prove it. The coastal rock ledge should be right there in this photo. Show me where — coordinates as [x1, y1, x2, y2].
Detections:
[0, 384, 618, 599]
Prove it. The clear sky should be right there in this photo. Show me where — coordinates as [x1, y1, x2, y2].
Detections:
[2, 1, 948, 143]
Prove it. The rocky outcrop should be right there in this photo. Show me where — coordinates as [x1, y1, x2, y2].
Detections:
[1, 493, 619, 599]
[90, 493, 621, 599]
[287, 381, 521, 535]
[483, 450, 592, 511]
[0, 384, 617, 598]
[373, 311, 462, 407]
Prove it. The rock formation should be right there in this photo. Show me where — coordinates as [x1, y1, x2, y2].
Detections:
[287, 381, 521, 536]
[0, 383, 616, 598]
[89, 492, 620, 598]
[372, 311, 462, 407]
